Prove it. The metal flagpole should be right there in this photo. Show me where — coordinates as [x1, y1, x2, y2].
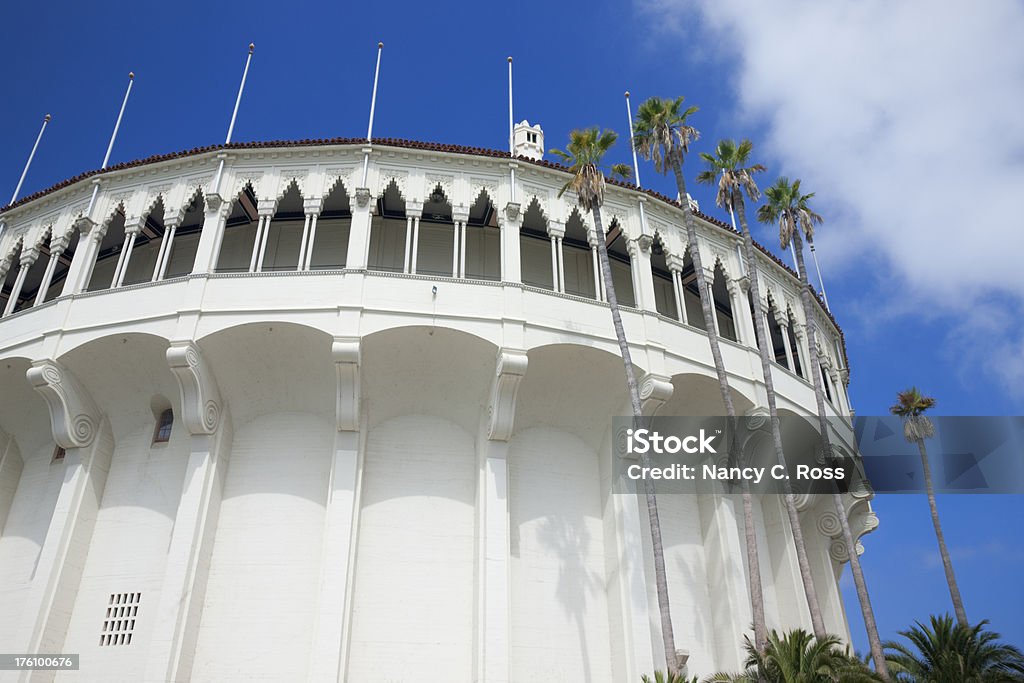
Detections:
[0, 113, 52, 242]
[808, 237, 830, 310]
[361, 42, 384, 187]
[623, 91, 647, 232]
[212, 43, 255, 196]
[10, 114, 51, 206]
[84, 72, 135, 219]
[507, 57, 515, 202]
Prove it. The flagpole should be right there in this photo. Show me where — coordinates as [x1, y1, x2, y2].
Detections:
[212, 43, 255, 196]
[85, 72, 135, 219]
[361, 42, 383, 187]
[808, 238, 830, 310]
[508, 56, 515, 203]
[0, 113, 52, 242]
[10, 114, 52, 206]
[623, 91, 647, 232]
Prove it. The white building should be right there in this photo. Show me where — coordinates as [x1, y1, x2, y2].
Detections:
[0, 131, 875, 682]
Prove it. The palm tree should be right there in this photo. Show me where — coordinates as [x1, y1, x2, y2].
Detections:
[631, 97, 769, 652]
[890, 388, 968, 627]
[704, 628, 880, 682]
[755, 175, 890, 680]
[550, 127, 680, 674]
[885, 615, 1024, 682]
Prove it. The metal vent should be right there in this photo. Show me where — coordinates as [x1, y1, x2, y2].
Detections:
[100, 592, 140, 646]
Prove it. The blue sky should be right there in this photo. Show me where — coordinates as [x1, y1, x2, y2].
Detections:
[1, 0, 1021, 657]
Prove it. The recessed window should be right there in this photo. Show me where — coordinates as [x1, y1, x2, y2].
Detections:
[153, 409, 173, 444]
[52, 446, 65, 462]
[100, 592, 140, 646]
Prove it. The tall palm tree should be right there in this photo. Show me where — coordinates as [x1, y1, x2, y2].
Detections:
[550, 127, 680, 674]
[890, 388, 968, 627]
[632, 96, 768, 652]
[885, 615, 1024, 682]
[755, 175, 890, 680]
[705, 628, 880, 682]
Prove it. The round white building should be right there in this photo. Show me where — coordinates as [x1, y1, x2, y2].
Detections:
[0, 127, 876, 682]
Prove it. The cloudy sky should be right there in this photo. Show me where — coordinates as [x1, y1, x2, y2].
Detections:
[1, 0, 1021, 658]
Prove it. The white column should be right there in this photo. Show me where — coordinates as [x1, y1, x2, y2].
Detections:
[411, 216, 421, 274]
[500, 202, 522, 283]
[305, 214, 319, 270]
[2, 252, 35, 316]
[610, 374, 673, 679]
[113, 226, 139, 288]
[453, 221, 461, 278]
[19, 361, 109, 665]
[672, 272, 682, 321]
[793, 324, 810, 380]
[735, 278, 758, 352]
[761, 308, 777, 361]
[556, 237, 565, 293]
[34, 239, 65, 306]
[632, 239, 657, 312]
[299, 197, 323, 272]
[706, 272, 722, 337]
[298, 213, 312, 271]
[403, 216, 413, 273]
[156, 219, 180, 281]
[248, 215, 266, 273]
[110, 235, 131, 289]
[780, 321, 797, 373]
[346, 189, 373, 270]
[475, 350, 527, 683]
[61, 225, 96, 295]
[145, 342, 230, 682]
[549, 235, 558, 291]
[726, 281, 743, 344]
[309, 339, 363, 681]
[460, 221, 467, 278]
[591, 245, 602, 301]
[192, 194, 231, 274]
[667, 255, 685, 324]
[255, 211, 273, 273]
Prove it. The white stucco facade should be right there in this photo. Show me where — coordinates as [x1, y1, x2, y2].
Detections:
[0, 139, 874, 682]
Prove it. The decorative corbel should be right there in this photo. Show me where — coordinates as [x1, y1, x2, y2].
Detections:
[26, 360, 101, 449]
[333, 338, 361, 432]
[639, 373, 674, 417]
[487, 349, 528, 441]
[504, 201, 521, 222]
[166, 341, 223, 435]
[354, 187, 372, 209]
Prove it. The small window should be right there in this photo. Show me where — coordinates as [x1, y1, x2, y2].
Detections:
[153, 409, 173, 444]
[52, 445, 66, 462]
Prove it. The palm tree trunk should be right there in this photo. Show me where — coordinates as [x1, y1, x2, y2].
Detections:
[590, 204, 679, 674]
[917, 437, 968, 626]
[790, 229, 891, 681]
[670, 161, 767, 653]
[734, 194, 831, 643]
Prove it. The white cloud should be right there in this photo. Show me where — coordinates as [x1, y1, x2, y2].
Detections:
[638, 0, 1024, 398]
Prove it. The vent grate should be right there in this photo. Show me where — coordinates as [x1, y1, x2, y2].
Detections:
[99, 592, 140, 646]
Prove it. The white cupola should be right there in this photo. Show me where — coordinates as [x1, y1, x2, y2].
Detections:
[513, 120, 544, 160]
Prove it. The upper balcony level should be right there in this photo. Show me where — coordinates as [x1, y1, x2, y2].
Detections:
[0, 139, 850, 419]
